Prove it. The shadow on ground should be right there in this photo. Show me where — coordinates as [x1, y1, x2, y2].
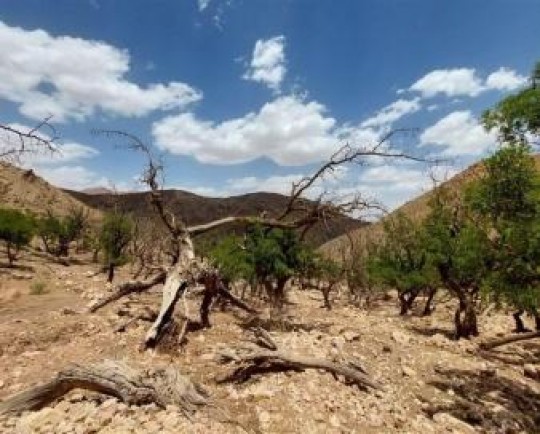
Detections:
[426, 367, 540, 432]
[407, 324, 455, 339]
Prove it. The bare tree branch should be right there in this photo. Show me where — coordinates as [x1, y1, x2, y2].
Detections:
[0, 117, 58, 161]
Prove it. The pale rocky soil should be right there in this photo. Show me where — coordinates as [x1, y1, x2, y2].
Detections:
[0, 253, 539, 433]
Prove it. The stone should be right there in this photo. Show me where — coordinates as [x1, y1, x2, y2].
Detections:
[432, 412, 476, 433]
[258, 410, 271, 424]
[402, 365, 416, 377]
[343, 331, 360, 342]
[392, 331, 410, 345]
[525, 364, 540, 381]
[329, 414, 341, 427]
[60, 307, 77, 315]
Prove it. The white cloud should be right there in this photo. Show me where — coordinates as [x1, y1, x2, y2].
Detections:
[243, 36, 286, 91]
[410, 68, 484, 98]
[420, 110, 496, 156]
[486, 67, 527, 91]
[34, 165, 109, 191]
[360, 98, 421, 128]
[0, 21, 201, 122]
[198, 0, 212, 11]
[357, 163, 458, 210]
[409, 66, 527, 99]
[227, 173, 303, 195]
[153, 95, 376, 165]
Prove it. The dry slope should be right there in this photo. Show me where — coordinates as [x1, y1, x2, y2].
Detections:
[320, 154, 540, 259]
[0, 162, 101, 221]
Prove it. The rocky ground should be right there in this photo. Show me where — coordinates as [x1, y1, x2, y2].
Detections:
[0, 254, 539, 433]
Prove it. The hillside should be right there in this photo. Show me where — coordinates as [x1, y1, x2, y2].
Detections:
[320, 154, 540, 258]
[0, 163, 101, 221]
[66, 189, 365, 248]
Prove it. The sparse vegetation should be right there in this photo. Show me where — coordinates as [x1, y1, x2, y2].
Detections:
[0, 207, 35, 265]
[29, 280, 48, 295]
[99, 211, 133, 282]
[36, 207, 89, 257]
[2, 52, 540, 434]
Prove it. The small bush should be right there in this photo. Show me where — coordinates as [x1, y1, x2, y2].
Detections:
[29, 281, 48, 295]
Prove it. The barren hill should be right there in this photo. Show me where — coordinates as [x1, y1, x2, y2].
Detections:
[0, 163, 101, 220]
[66, 189, 365, 248]
[320, 154, 540, 258]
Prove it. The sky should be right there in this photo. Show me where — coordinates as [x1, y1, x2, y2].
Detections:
[0, 0, 539, 213]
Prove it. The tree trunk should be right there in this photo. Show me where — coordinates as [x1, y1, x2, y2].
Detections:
[200, 276, 218, 329]
[422, 287, 437, 316]
[6, 242, 15, 265]
[399, 288, 418, 315]
[512, 309, 531, 333]
[107, 263, 115, 283]
[454, 293, 478, 339]
[481, 330, 540, 350]
[0, 360, 208, 416]
[58, 238, 69, 257]
[275, 277, 289, 308]
[144, 237, 196, 349]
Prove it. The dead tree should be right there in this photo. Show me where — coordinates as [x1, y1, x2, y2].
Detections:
[90, 129, 430, 350]
[0, 117, 58, 162]
[0, 360, 208, 416]
[480, 330, 540, 350]
[216, 327, 380, 391]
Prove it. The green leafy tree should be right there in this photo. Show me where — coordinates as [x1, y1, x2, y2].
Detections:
[369, 213, 438, 316]
[296, 249, 342, 309]
[477, 60, 540, 332]
[209, 235, 253, 285]
[423, 188, 493, 338]
[469, 143, 540, 331]
[0, 208, 35, 265]
[99, 212, 133, 282]
[244, 224, 305, 307]
[483, 61, 540, 143]
[37, 207, 88, 256]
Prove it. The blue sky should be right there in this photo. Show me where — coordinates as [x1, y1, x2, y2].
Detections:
[1, 0, 539, 212]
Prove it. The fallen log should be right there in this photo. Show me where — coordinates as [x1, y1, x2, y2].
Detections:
[0, 360, 208, 416]
[480, 331, 540, 350]
[88, 271, 167, 313]
[216, 328, 380, 391]
[144, 243, 197, 349]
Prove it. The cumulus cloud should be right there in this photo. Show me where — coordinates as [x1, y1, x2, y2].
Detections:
[0, 21, 201, 122]
[357, 163, 458, 210]
[153, 95, 379, 165]
[360, 98, 421, 128]
[486, 67, 528, 91]
[33, 165, 108, 191]
[198, 0, 212, 11]
[243, 36, 286, 91]
[409, 67, 527, 99]
[420, 110, 496, 156]
[410, 68, 484, 98]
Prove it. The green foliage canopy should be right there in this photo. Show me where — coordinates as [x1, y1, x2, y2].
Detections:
[0, 208, 35, 264]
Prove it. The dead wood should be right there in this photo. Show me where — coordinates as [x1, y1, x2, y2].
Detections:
[98, 129, 430, 349]
[216, 329, 380, 391]
[0, 360, 208, 416]
[480, 331, 540, 350]
[114, 306, 158, 333]
[88, 271, 166, 313]
[216, 281, 259, 315]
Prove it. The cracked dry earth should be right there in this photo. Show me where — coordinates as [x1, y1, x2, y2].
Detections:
[1, 258, 540, 433]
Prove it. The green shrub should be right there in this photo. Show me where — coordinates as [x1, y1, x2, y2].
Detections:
[0, 208, 35, 265]
[29, 281, 48, 295]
